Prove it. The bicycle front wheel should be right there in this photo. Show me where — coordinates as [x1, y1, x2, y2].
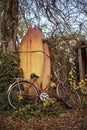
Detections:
[7, 80, 39, 109]
[56, 83, 81, 109]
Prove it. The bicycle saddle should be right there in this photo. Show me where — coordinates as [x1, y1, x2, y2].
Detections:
[30, 73, 40, 79]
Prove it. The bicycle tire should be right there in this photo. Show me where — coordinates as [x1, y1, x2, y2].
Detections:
[7, 80, 39, 109]
[56, 83, 81, 108]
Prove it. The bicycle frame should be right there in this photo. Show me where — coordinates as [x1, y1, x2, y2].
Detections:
[7, 69, 81, 109]
[7, 69, 65, 98]
[31, 70, 65, 101]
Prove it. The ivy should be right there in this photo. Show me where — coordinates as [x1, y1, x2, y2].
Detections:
[68, 61, 87, 107]
[68, 61, 77, 88]
[0, 53, 23, 93]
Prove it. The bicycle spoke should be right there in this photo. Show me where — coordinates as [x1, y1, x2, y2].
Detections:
[56, 84, 81, 108]
[7, 80, 39, 109]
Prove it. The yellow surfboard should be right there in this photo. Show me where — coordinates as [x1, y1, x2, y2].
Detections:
[19, 27, 31, 78]
[19, 27, 44, 89]
[42, 43, 51, 90]
[34, 28, 51, 90]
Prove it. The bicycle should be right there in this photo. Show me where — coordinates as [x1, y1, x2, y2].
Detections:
[7, 70, 81, 109]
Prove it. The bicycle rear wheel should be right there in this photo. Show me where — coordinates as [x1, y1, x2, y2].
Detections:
[56, 83, 81, 108]
[7, 80, 39, 109]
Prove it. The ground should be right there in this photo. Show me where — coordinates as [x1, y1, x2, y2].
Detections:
[0, 108, 87, 130]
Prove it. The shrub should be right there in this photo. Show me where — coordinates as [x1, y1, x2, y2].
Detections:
[68, 62, 87, 107]
[0, 53, 23, 93]
[68, 61, 77, 89]
[68, 61, 87, 107]
[76, 78, 87, 107]
[76, 79, 87, 95]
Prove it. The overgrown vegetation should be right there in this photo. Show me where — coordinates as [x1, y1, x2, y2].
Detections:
[0, 53, 87, 120]
[0, 97, 66, 119]
[11, 100, 65, 119]
[0, 87, 65, 119]
[68, 61, 77, 88]
[68, 61, 87, 107]
[0, 54, 65, 118]
[76, 79, 87, 107]
[0, 53, 23, 93]
[0, 53, 23, 112]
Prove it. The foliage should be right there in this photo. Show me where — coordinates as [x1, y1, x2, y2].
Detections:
[0, 93, 10, 112]
[76, 79, 87, 95]
[68, 61, 87, 107]
[0, 86, 65, 119]
[49, 38, 77, 81]
[0, 53, 23, 93]
[68, 61, 77, 88]
[12, 100, 65, 119]
[0, 94, 66, 119]
[42, 98, 56, 108]
[76, 78, 87, 107]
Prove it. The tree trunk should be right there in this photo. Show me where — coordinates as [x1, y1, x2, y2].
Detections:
[1, 0, 18, 53]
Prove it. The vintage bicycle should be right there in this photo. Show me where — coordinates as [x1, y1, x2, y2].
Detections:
[7, 69, 81, 109]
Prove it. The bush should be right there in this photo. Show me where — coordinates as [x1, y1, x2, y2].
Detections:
[76, 78, 87, 107]
[0, 53, 23, 93]
[68, 61, 87, 107]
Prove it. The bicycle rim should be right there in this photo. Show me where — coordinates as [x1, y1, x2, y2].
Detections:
[8, 80, 39, 109]
[56, 84, 81, 108]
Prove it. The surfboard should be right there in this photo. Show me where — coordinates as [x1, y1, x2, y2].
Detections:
[19, 27, 32, 78]
[30, 27, 44, 87]
[19, 27, 44, 89]
[42, 43, 51, 90]
[34, 27, 51, 90]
